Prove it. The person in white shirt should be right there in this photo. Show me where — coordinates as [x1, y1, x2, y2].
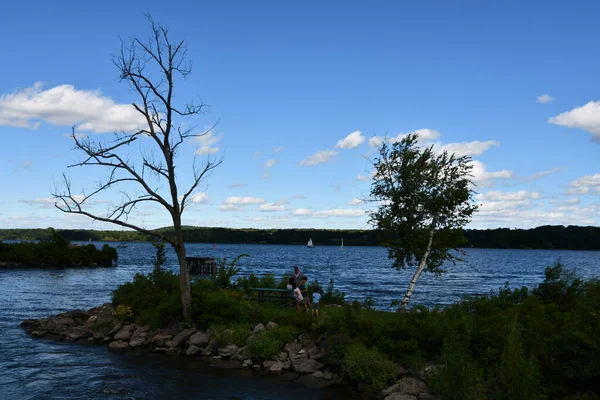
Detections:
[292, 282, 304, 313]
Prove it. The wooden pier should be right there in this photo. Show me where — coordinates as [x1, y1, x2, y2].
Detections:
[186, 257, 217, 275]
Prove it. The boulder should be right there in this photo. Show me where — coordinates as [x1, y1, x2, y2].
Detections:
[19, 319, 41, 334]
[186, 345, 201, 356]
[129, 337, 147, 347]
[382, 378, 428, 398]
[188, 331, 210, 347]
[151, 334, 173, 347]
[106, 322, 123, 337]
[231, 346, 251, 361]
[292, 359, 325, 374]
[263, 360, 274, 369]
[242, 359, 253, 367]
[218, 344, 239, 359]
[85, 316, 98, 325]
[170, 328, 197, 348]
[114, 329, 132, 341]
[66, 326, 93, 341]
[78, 337, 95, 345]
[266, 321, 278, 330]
[276, 351, 288, 362]
[384, 394, 417, 400]
[131, 325, 149, 338]
[269, 360, 285, 373]
[46, 316, 75, 335]
[284, 341, 302, 356]
[31, 330, 47, 338]
[253, 323, 265, 335]
[419, 364, 443, 382]
[252, 365, 261, 371]
[312, 371, 324, 379]
[108, 341, 129, 350]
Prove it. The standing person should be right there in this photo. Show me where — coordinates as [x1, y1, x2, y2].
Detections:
[292, 265, 306, 287]
[292, 282, 304, 313]
[299, 276, 310, 310]
[312, 286, 321, 317]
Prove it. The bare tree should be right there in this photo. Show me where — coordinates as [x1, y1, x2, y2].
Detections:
[53, 15, 221, 320]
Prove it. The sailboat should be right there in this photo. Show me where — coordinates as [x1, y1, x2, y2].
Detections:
[307, 238, 314, 248]
[340, 237, 344, 250]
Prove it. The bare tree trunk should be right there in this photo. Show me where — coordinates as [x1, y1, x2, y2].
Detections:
[398, 225, 436, 312]
[175, 242, 192, 321]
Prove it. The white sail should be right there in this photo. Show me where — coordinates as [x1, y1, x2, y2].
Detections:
[307, 238, 314, 248]
[341, 237, 344, 249]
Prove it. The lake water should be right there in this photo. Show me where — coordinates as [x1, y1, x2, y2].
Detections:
[1, 242, 599, 399]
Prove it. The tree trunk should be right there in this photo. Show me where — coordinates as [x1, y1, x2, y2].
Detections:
[175, 242, 192, 321]
[398, 225, 436, 312]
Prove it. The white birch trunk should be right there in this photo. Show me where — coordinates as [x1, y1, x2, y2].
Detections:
[398, 225, 436, 312]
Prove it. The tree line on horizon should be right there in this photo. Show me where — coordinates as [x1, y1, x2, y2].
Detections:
[1, 225, 599, 250]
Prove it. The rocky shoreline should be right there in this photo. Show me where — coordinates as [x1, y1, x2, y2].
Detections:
[20, 304, 440, 400]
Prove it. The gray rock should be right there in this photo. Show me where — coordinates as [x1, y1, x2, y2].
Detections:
[382, 378, 428, 397]
[85, 316, 98, 325]
[418, 394, 442, 400]
[312, 371, 324, 379]
[218, 344, 239, 358]
[106, 322, 123, 337]
[31, 330, 47, 338]
[114, 329, 132, 341]
[242, 359, 253, 367]
[151, 334, 172, 347]
[129, 337, 146, 347]
[46, 316, 75, 335]
[283, 360, 291, 370]
[170, 328, 197, 348]
[131, 325, 149, 338]
[284, 341, 302, 356]
[384, 394, 417, 400]
[166, 348, 181, 356]
[78, 337, 95, 345]
[186, 345, 201, 356]
[253, 323, 265, 335]
[292, 359, 325, 374]
[66, 326, 93, 341]
[266, 321, 278, 330]
[108, 341, 129, 350]
[188, 331, 210, 347]
[152, 347, 168, 353]
[277, 351, 288, 362]
[122, 323, 137, 332]
[269, 360, 285, 373]
[245, 335, 255, 345]
[252, 365, 261, 371]
[231, 346, 251, 361]
[263, 360, 274, 369]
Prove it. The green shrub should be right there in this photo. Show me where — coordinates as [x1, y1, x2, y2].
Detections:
[248, 326, 297, 361]
[210, 324, 252, 347]
[211, 254, 249, 289]
[342, 343, 399, 393]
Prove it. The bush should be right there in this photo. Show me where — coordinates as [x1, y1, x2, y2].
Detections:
[248, 326, 297, 361]
[115, 304, 134, 323]
[210, 324, 252, 347]
[342, 343, 399, 393]
[211, 254, 249, 289]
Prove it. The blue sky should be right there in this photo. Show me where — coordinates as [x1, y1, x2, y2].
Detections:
[1, 0, 599, 230]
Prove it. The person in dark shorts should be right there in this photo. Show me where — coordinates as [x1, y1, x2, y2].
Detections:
[312, 286, 321, 317]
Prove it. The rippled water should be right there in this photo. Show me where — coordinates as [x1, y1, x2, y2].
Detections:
[1, 242, 599, 399]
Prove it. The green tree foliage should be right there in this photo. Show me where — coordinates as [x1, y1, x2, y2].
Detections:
[369, 133, 478, 310]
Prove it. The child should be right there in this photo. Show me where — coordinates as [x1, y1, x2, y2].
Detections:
[292, 282, 304, 313]
[312, 286, 321, 317]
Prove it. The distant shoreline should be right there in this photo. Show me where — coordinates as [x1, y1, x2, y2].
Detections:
[2, 225, 600, 251]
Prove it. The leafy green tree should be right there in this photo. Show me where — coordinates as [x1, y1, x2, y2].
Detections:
[369, 133, 478, 311]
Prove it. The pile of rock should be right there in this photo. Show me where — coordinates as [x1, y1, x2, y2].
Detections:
[19, 303, 339, 389]
[380, 376, 441, 400]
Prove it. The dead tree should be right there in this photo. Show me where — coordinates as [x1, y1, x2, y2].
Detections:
[53, 16, 221, 320]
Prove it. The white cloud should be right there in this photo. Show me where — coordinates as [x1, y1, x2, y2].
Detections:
[433, 140, 499, 157]
[274, 146, 283, 153]
[471, 160, 513, 188]
[21, 160, 32, 169]
[567, 174, 600, 194]
[549, 101, 600, 141]
[314, 208, 365, 217]
[335, 131, 365, 149]
[349, 198, 364, 205]
[0, 82, 146, 133]
[254, 151, 261, 158]
[258, 203, 286, 212]
[195, 131, 223, 155]
[223, 196, 265, 206]
[368, 129, 440, 148]
[522, 168, 561, 182]
[265, 159, 277, 168]
[356, 174, 370, 181]
[476, 191, 541, 202]
[537, 94, 554, 104]
[299, 150, 337, 166]
[189, 192, 209, 204]
[293, 208, 312, 216]
[290, 194, 306, 199]
[20, 197, 56, 208]
[230, 183, 245, 187]
[219, 196, 265, 211]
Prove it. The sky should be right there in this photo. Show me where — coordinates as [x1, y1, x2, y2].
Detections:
[1, 0, 599, 231]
